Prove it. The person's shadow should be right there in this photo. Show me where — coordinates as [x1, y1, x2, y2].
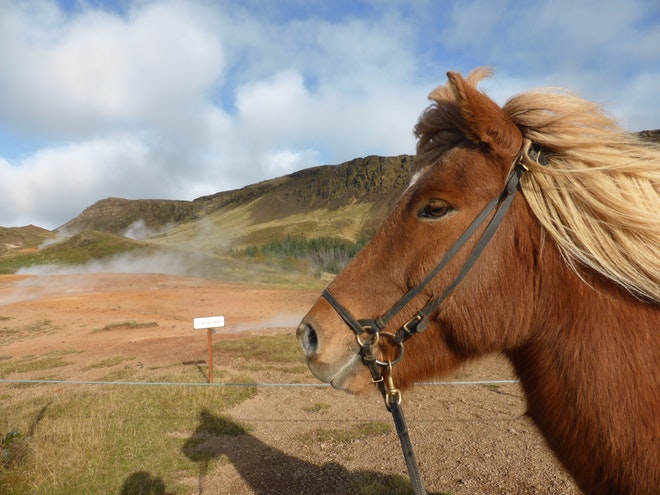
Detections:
[182, 409, 424, 495]
[120, 471, 171, 495]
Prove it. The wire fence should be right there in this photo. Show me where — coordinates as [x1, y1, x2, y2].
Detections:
[0, 378, 519, 387]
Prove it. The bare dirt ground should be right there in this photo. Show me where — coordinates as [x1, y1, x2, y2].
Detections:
[0, 273, 579, 494]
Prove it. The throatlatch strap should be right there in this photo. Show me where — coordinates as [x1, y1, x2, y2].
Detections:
[377, 195, 500, 330]
[396, 164, 525, 342]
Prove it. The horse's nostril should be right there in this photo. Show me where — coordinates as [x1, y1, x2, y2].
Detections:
[298, 323, 318, 356]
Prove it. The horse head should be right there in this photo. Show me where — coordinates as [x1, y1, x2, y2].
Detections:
[297, 68, 544, 393]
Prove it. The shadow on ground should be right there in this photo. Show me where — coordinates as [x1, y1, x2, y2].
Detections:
[181, 409, 440, 495]
[120, 471, 174, 495]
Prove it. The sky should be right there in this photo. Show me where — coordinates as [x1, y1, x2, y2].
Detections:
[1, 0, 658, 230]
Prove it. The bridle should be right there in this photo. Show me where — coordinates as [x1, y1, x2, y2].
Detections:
[321, 147, 541, 495]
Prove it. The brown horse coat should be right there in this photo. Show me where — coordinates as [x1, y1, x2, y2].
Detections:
[298, 69, 660, 494]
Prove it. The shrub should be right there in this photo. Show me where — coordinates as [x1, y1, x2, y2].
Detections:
[237, 236, 368, 274]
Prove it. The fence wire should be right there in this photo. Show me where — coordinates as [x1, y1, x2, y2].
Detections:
[0, 378, 519, 387]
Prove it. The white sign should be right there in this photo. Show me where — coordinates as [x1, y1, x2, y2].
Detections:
[193, 316, 225, 329]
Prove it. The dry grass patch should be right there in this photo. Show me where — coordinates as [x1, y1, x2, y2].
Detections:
[0, 350, 78, 378]
[95, 320, 159, 332]
[0, 369, 257, 495]
[296, 421, 392, 445]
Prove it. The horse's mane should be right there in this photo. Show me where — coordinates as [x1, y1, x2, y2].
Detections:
[415, 68, 660, 302]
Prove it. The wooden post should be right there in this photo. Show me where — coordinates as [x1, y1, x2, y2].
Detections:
[193, 316, 224, 385]
[207, 328, 214, 384]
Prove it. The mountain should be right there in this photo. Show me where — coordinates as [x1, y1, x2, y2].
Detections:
[53, 129, 660, 245]
[0, 154, 414, 281]
[58, 154, 414, 251]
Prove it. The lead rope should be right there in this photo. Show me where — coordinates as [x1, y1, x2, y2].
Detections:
[384, 367, 427, 495]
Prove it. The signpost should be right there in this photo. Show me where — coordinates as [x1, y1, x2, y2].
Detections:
[193, 316, 225, 383]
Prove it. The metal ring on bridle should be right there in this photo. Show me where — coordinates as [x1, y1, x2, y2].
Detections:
[374, 332, 405, 367]
[356, 330, 379, 348]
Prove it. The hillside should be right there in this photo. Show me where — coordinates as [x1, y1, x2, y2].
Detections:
[48, 130, 660, 246]
[57, 155, 414, 252]
[0, 225, 54, 257]
[57, 197, 198, 237]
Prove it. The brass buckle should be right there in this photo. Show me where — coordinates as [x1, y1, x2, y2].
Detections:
[402, 314, 423, 335]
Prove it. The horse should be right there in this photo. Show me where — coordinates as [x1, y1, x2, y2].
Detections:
[297, 68, 660, 495]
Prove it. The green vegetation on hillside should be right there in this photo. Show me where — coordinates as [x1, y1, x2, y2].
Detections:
[234, 236, 368, 274]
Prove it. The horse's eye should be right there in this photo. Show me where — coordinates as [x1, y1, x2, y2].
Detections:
[418, 202, 453, 219]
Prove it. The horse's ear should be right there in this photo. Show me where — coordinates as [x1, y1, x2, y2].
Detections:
[446, 70, 522, 157]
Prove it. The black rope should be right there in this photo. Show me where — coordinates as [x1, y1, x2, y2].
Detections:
[389, 399, 427, 495]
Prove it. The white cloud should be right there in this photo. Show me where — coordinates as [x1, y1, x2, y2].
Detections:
[0, 0, 223, 136]
[262, 149, 322, 177]
[235, 70, 312, 142]
[0, 136, 151, 226]
[0, 134, 151, 227]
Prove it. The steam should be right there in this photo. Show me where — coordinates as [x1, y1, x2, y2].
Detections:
[2, 217, 301, 306]
[38, 228, 73, 248]
[17, 249, 210, 278]
[18, 217, 228, 280]
[123, 219, 156, 240]
[4, 249, 216, 306]
[228, 313, 304, 333]
[122, 219, 173, 240]
[1, 274, 101, 305]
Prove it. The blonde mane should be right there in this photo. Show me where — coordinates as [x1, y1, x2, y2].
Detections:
[417, 69, 660, 302]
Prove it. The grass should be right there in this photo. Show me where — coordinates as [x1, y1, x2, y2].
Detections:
[95, 320, 159, 332]
[215, 333, 304, 364]
[296, 421, 392, 445]
[0, 351, 78, 377]
[0, 231, 152, 273]
[0, 333, 452, 495]
[81, 356, 129, 371]
[99, 368, 138, 382]
[0, 370, 257, 495]
[0, 318, 57, 345]
[303, 402, 331, 413]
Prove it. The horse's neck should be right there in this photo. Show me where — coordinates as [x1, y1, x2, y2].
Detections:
[507, 274, 659, 493]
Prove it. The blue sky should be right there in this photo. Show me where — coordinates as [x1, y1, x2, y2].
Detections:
[1, 0, 658, 229]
